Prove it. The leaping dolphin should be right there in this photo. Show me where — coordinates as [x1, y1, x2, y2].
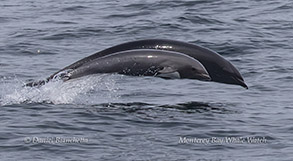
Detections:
[26, 49, 211, 86]
[51, 39, 248, 88]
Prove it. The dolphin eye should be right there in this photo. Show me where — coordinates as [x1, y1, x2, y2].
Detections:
[191, 67, 197, 71]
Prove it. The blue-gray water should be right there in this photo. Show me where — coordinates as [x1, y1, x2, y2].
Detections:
[1, 0, 293, 160]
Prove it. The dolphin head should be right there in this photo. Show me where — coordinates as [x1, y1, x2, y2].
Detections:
[178, 61, 211, 81]
[189, 66, 211, 81]
[223, 66, 248, 89]
[206, 61, 248, 89]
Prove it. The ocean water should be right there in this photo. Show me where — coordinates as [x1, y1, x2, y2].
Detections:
[1, 0, 293, 160]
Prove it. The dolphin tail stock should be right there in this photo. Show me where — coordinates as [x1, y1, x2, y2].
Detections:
[25, 79, 48, 87]
[24, 69, 74, 87]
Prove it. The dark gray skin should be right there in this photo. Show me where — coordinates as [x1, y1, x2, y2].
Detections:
[50, 39, 247, 88]
[58, 50, 210, 81]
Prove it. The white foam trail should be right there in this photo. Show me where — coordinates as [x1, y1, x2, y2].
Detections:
[0, 74, 120, 106]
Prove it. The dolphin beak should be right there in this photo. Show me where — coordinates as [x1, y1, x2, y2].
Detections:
[200, 73, 211, 81]
[234, 76, 248, 89]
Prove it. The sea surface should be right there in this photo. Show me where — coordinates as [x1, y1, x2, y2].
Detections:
[1, 0, 293, 160]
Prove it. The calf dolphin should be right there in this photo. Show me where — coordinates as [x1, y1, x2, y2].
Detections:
[26, 49, 210, 86]
[52, 39, 248, 88]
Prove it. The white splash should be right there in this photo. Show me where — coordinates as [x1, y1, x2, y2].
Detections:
[0, 74, 120, 106]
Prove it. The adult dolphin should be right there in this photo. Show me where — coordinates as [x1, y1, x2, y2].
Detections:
[51, 39, 248, 88]
[26, 49, 211, 86]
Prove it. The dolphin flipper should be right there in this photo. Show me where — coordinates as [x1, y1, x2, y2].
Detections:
[156, 67, 181, 79]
